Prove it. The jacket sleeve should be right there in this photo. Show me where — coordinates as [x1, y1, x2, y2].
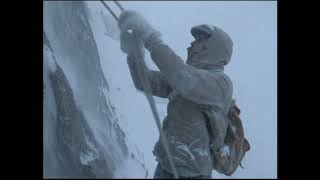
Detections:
[127, 55, 172, 98]
[146, 43, 231, 107]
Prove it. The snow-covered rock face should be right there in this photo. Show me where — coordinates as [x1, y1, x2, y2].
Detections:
[43, 1, 147, 178]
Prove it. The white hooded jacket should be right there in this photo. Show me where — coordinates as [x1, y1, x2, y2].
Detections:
[127, 24, 233, 176]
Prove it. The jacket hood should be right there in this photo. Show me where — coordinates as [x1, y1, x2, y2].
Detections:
[187, 24, 233, 71]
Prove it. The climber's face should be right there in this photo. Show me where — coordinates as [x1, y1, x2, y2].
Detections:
[187, 33, 210, 64]
[191, 38, 205, 49]
[186, 24, 233, 69]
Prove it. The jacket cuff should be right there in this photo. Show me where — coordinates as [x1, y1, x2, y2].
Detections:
[144, 32, 164, 52]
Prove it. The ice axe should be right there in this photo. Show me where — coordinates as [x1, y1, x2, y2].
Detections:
[100, 1, 179, 178]
[100, 0, 132, 34]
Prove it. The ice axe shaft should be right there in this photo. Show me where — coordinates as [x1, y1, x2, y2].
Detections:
[114, 1, 124, 12]
[100, 1, 132, 34]
[132, 54, 179, 179]
[100, 0, 124, 22]
[100, 1, 118, 21]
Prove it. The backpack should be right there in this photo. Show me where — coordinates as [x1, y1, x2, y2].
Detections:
[203, 100, 250, 176]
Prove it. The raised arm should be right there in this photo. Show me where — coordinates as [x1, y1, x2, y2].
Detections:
[147, 40, 231, 106]
[118, 10, 232, 106]
[127, 55, 172, 98]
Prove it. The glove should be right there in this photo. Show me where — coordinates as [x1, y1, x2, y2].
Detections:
[118, 10, 162, 48]
[120, 30, 145, 57]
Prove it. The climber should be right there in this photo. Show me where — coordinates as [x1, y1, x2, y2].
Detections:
[118, 10, 234, 179]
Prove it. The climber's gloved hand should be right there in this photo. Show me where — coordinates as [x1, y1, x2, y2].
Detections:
[120, 29, 144, 57]
[118, 10, 162, 50]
